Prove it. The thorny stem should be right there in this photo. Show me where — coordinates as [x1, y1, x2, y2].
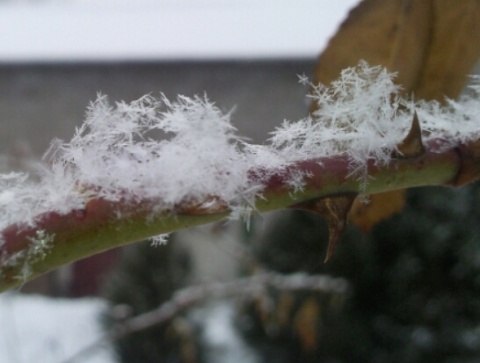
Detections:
[0, 138, 475, 292]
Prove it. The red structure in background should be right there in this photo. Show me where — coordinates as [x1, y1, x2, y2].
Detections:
[69, 249, 120, 297]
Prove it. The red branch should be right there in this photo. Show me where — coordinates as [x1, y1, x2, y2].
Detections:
[0, 138, 478, 291]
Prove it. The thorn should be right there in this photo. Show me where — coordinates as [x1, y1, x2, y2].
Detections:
[291, 193, 356, 263]
[393, 111, 425, 159]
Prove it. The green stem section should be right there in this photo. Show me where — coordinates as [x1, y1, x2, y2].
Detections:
[0, 139, 470, 292]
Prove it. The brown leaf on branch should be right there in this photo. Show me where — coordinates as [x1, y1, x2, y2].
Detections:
[348, 191, 406, 234]
[415, 1, 480, 100]
[312, 0, 480, 232]
[313, 0, 432, 91]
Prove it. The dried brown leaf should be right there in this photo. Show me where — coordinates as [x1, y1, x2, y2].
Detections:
[349, 190, 406, 233]
[293, 298, 321, 352]
[312, 0, 480, 231]
[415, 0, 480, 100]
[313, 0, 432, 91]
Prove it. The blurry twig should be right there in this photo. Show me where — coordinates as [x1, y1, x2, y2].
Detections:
[61, 272, 349, 363]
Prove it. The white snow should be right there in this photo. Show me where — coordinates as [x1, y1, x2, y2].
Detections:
[0, 0, 360, 62]
[269, 63, 410, 169]
[0, 292, 115, 363]
[48, 93, 251, 205]
[202, 303, 258, 363]
[2, 63, 480, 237]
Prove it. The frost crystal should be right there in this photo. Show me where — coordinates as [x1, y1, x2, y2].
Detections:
[150, 233, 169, 247]
[48, 94, 250, 206]
[269, 62, 411, 169]
[0, 229, 54, 282]
[1, 62, 480, 232]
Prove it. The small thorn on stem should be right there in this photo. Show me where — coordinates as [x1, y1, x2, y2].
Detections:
[291, 193, 356, 263]
[393, 111, 425, 159]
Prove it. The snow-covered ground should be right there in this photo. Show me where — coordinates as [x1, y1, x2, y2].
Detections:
[0, 0, 360, 62]
[0, 293, 115, 363]
[0, 293, 258, 363]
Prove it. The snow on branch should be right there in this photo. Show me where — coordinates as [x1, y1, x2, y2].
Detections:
[1, 62, 480, 287]
[2, 63, 479, 229]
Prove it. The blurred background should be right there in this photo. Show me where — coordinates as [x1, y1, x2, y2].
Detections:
[0, 2, 359, 363]
[4, 2, 480, 363]
[0, 0, 358, 155]
[0, 0, 358, 296]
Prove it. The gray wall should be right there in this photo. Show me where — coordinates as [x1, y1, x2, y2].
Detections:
[0, 61, 315, 158]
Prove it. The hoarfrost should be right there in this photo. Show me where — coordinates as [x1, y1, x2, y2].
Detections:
[269, 62, 411, 168]
[150, 233, 169, 247]
[0, 229, 54, 282]
[1, 62, 480, 234]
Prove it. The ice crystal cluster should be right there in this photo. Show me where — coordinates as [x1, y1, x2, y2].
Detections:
[0, 229, 54, 280]
[1, 62, 480, 233]
[270, 63, 410, 169]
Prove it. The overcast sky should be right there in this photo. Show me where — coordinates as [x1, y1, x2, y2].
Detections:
[0, 0, 360, 62]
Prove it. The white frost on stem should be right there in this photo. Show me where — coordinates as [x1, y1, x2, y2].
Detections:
[0, 229, 54, 282]
[268, 62, 411, 168]
[150, 233, 170, 247]
[1, 62, 480, 234]
[48, 94, 251, 206]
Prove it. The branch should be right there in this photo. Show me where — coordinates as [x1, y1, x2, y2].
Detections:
[61, 272, 349, 363]
[0, 137, 472, 292]
[2, 63, 480, 291]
